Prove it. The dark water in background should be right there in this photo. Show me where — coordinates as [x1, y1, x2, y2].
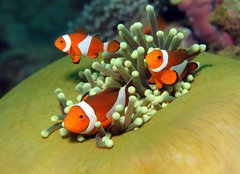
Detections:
[0, 0, 90, 97]
[0, 0, 238, 97]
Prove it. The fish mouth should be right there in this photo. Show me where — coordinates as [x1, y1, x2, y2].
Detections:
[73, 60, 80, 64]
[63, 122, 78, 133]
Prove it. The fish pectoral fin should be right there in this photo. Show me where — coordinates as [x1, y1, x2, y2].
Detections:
[88, 53, 99, 59]
[101, 119, 112, 129]
[148, 76, 156, 84]
[161, 70, 178, 85]
[187, 62, 199, 71]
[155, 80, 163, 90]
[72, 55, 81, 64]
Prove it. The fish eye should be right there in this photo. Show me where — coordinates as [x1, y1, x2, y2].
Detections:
[79, 115, 84, 119]
[157, 56, 162, 59]
[60, 40, 63, 43]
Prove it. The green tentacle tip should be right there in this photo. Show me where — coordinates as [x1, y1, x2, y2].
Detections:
[175, 92, 182, 98]
[112, 112, 120, 120]
[146, 94, 154, 102]
[182, 82, 191, 90]
[146, 4, 154, 11]
[143, 114, 151, 122]
[55, 88, 62, 95]
[114, 59, 122, 67]
[57, 93, 65, 99]
[129, 95, 137, 102]
[115, 105, 124, 113]
[131, 71, 139, 78]
[134, 22, 142, 29]
[95, 121, 102, 128]
[124, 60, 132, 68]
[128, 86, 136, 94]
[146, 36, 153, 42]
[169, 28, 177, 36]
[186, 75, 194, 82]
[92, 62, 99, 69]
[51, 115, 59, 122]
[176, 32, 184, 39]
[77, 135, 85, 142]
[64, 107, 70, 114]
[105, 139, 114, 148]
[189, 44, 200, 53]
[137, 46, 145, 54]
[60, 128, 69, 137]
[134, 118, 143, 126]
[157, 30, 164, 36]
[140, 106, 148, 114]
[120, 42, 127, 49]
[117, 24, 125, 30]
[200, 44, 207, 52]
[66, 100, 73, 107]
[144, 89, 152, 96]
[41, 130, 49, 138]
[131, 50, 138, 59]
[182, 89, 189, 95]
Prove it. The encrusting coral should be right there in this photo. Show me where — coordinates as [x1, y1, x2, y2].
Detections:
[41, 5, 206, 148]
[170, 0, 234, 49]
[67, 0, 159, 40]
[210, 0, 240, 45]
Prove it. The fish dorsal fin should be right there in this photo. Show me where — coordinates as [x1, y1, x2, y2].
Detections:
[81, 92, 90, 101]
[92, 34, 101, 41]
[75, 28, 88, 36]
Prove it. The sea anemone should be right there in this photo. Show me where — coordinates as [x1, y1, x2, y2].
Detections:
[41, 5, 206, 148]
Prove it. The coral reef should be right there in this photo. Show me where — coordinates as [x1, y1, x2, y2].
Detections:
[170, 0, 234, 49]
[217, 46, 240, 60]
[210, 0, 240, 45]
[67, 0, 159, 41]
[42, 5, 205, 148]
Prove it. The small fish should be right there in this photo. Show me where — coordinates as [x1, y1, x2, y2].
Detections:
[55, 30, 120, 64]
[146, 49, 199, 89]
[63, 81, 131, 135]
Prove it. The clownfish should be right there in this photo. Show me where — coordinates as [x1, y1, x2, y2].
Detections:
[146, 49, 199, 89]
[55, 30, 120, 64]
[63, 81, 131, 135]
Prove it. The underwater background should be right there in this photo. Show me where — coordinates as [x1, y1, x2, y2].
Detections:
[0, 0, 239, 97]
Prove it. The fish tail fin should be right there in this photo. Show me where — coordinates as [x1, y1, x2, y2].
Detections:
[104, 40, 120, 53]
[187, 51, 201, 62]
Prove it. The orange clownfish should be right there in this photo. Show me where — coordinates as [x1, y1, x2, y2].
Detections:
[55, 30, 120, 64]
[146, 49, 199, 89]
[63, 82, 131, 135]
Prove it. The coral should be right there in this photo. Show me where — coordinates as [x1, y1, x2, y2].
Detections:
[41, 5, 205, 148]
[67, 0, 159, 41]
[217, 46, 240, 60]
[170, 0, 234, 49]
[210, 0, 240, 45]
